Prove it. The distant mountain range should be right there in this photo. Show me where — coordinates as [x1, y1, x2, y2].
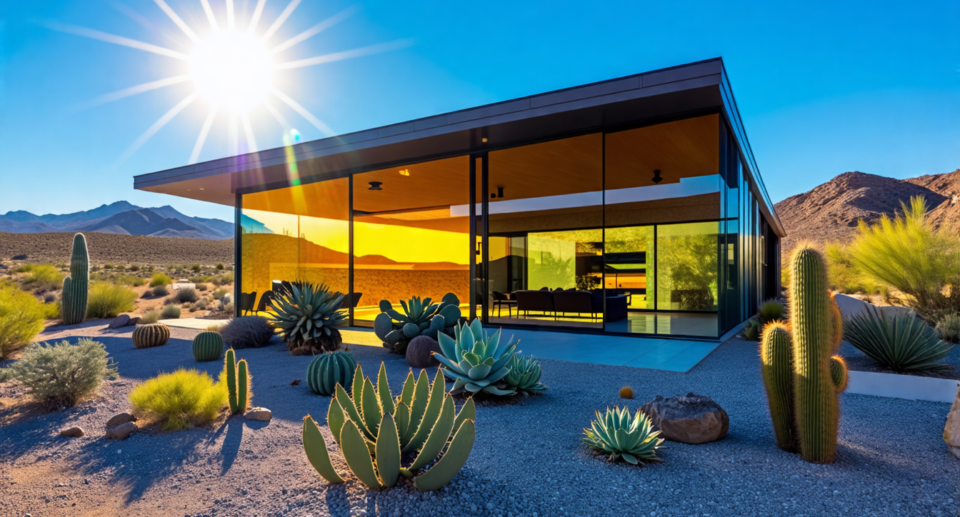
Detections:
[775, 168, 960, 252]
[0, 201, 248, 240]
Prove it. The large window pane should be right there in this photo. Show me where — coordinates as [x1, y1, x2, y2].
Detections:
[352, 156, 470, 323]
[241, 179, 350, 312]
[656, 222, 719, 312]
[603, 226, 654, 310]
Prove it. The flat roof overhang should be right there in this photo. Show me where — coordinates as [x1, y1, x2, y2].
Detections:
[134, 57, 785, 237]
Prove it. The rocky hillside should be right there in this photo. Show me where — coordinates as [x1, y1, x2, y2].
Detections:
[775, 169, 960, 252]
[0, 232, 233, 265]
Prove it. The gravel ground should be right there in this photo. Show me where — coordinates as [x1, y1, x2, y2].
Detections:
[1, 325, 958, 517]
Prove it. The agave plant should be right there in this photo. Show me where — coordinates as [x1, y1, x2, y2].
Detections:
[267, 282, 347, 355]
[375, 293, 461, 354]
[502, 355, 547, 395]
[435, 319, 517, 396]
[302, 363, 476, 491]
[582, 406, 664, 465]
[843, 307, 953, 372]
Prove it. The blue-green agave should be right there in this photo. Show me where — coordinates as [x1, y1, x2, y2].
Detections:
[502, 355, 547, 395]
[267, 282, 347, 354]
[582, 406, 664, 465]
[435, 319, 517, 396]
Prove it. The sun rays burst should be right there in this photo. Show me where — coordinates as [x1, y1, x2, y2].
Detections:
[49, 1, 412, 166]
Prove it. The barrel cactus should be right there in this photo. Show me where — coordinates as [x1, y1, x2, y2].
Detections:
[760, 244, 848, 463]
[267, 282, 346, 355]
[306, 351, 358, 396]
[192, 331, 223, 362]
[502, 355, 547, 395]
[582, 406, 664, 464]
[302, 362, 476, 491]
[132, 323, 170, 349]
[222, 348, 251, 414]
[374, 293, 460, 354]
[435, 319, 518, 396]
[61, 233, 89, 325]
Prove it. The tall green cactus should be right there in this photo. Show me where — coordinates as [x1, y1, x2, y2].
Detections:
[61, 233, 89, 324]
[223, 348, 250, 414]
[760, 245, 847, 464]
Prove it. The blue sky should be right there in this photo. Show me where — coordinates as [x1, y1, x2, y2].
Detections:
[1, 0, 958, 222]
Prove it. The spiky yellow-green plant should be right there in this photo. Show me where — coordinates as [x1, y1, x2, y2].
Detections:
[302, 362, 476, 491]
[760, 245, 848, 464]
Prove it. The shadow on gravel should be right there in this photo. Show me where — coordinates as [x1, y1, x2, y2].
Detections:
[211, 418, 243, 474]
[69, 430, 208, 504]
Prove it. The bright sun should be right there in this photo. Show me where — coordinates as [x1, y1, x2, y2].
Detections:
[190, 31, 273, 113]
[50, 1, 411, 166]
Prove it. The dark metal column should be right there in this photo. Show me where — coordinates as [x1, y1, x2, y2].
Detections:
[234, 192, 242, 319]
[348, 175, 354, 326]
[469, 157, 477, 322]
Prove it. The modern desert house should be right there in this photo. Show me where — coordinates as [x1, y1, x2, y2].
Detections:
[135, 58, 783, 340]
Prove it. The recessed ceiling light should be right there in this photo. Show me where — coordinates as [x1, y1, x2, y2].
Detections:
[199, 188, 205, 191]
[482, 137, 488, 143]
[399, 169, 409, 176]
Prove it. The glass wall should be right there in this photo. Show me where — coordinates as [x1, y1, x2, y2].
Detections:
[241, 178, 349, 312]
[485, 134, 603, 329]
[236, 113, 772, 339]
[352, 156, 471, 324]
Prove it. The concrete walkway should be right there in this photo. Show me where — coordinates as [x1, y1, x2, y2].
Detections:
[341, 327, 719, 373]
[164, 318, 230, 330]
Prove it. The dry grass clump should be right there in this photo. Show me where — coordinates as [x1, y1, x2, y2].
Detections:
[212, 288, 229, 300]
[220, 316, 273, 349]
[161, 305, 182, 320]
[149, 273, 172, 287]
[0, 281, 47, 359]
[129, 369, 227, 430]
[87, 282, 136, 319]
[173, 287, 198, 304]
[0, 338, 118, 408]
[20, 264, 64, 292]
[141, 309, 160, 324]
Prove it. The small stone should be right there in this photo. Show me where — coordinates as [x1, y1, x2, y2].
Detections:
[105, 422, 138, 440]
[106, 412, 137, 428]
[406, 335, 441, 368]
[641, 393, 729, 444]
[108, 314, 131, 329]
[59, 426, 84, 437]
[244, 407, 272, 421]
[945, 383, 960, 459]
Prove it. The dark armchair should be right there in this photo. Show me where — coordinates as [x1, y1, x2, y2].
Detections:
[553, 290, 596, 318]
[514, 290, 555, 319]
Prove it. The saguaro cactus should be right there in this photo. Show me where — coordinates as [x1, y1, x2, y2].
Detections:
[760, 244, 847, 464]
[61, 233, 89, 324]
[224, 349, 251, 414]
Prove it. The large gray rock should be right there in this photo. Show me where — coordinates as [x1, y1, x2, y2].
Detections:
[641, 393, 729, 444]
[406, 335, 441, 368]
[945, 383, 960, 460]
[105, 422, 138, 440]
[105, 412, 136, 428]
[108, 314, 130, 329]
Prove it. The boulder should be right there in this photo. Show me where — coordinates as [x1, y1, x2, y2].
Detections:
[105, 412, 137, 428]
[641, 393, 729, 444]
[59, 427, 85, 438]
[945, 383, 960, 460]
[244, 407, 272, 422]
[127, 317, 141, 326]
[406, 335, 441, 368]
[105, 422, 138, 440]
[108, 314, 131, 329]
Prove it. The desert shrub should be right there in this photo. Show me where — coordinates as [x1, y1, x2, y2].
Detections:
[43, 301, 61, 320]
[129, 369, 227, 430]
[935, 313, 960, 343]
[103, 263, 115, 270]
[161, 305, 181, 319]
[848, 197, 960, 320]
[824, 242, 880, 294]
[192, 299, 209, 311]
[14, 264, 35, 273]
[844, 308, 954, 372]
[196, 283, 208, 292]
[0, 338, 117, 407]
[87, 282, 136, 319]
[193, 275, 211, 283]
[144, 265, 155, 272]
[220, 316, 274, 349]
[0, 281, 47, 359]
[212, 287, 229, 300]
[191, 264, 201, 273]
[22, 264, 64, 291]
[42, 292, 57, 304]
[141, 309, 160, 324]
[222, 302, 234, 314]
[757, 300, 785, 324]
[174, 287, 199, 304]
[150, 273, 172, 287]
[216, 263, 224, 270]
[152, 285, 170, 297]
[129, 264, 140, 272]
[115, 274, 146, 287]
[206, 322, 226, 333]
[220, 273, 235, 285]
